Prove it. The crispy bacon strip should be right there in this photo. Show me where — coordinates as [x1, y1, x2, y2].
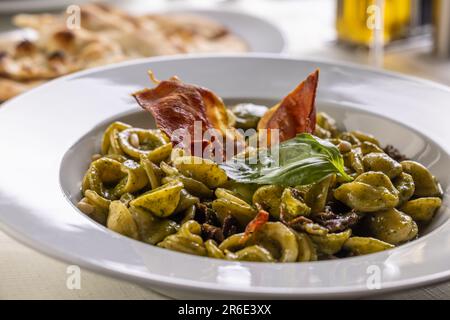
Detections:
[133, 77, 243, 157]
[240, 204, 269, 244]
[258, 69, 319, 144]
[133, 78, 213, 145]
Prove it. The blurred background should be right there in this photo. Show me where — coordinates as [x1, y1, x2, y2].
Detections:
[0, 0, 449, 85]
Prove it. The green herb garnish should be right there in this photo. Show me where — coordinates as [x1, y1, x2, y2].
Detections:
[220, 133, 353, 186]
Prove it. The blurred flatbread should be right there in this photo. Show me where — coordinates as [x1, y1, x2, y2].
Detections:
[0, 3, 248, 101]
[0, 77, 44, 102]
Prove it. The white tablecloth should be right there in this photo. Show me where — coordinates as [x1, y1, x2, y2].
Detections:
[1, 0, 450, 300]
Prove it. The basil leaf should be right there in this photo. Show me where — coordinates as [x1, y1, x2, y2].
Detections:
[220, 133, 353, 186]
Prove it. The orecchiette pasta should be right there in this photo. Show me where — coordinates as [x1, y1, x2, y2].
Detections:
[247, 222, 299, 262]
[295, 232, 318, 262]
[130, 206, 179, 244]
[173, 156, 228, 189]
[281, 187, 311, 219]
[349, 130, 380, 146]
[107, 201, 139, 240]
[360, 141, 384, 155]
[366, 208, 418, 245]
[118, 128, 168, 159]
[304, 175, 334, 213]
[401, 161, 442, 197]
[393, 172, 415, 206]
[400, 197, 442, 223]
[347, 147, 365, 175]
[111, 160, 149, 198]
[310, 229, 352, 255]
[334, 172, 399, 212]
[362, 152, 402, 179]
[226, 245, 275, 262]
[78, 107, 443, 262]
[140, 157, 161, 190]
[218, 233, 247, 252]
[252, 185, 284, 219]
[205, 240, 226, 259]
[343, 237, 394, 255]
[157, 220, 207, 256]
[101, 122, 131, 155]
[212, 197, 257, 226]
[130, 180, 183, 217]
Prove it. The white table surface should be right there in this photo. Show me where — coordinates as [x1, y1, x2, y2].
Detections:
[1, 0, 450, 300]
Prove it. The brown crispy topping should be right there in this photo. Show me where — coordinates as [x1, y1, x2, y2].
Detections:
[312, 206, 361, 233]
[53, 30, 75, 46]
[287, 215, 329, 235]
[47, 50, 66, 61]
[222, 215, 239, 238]
[384, 145, 408, 162]
[15, 40, 37, 56]
[257, 69, 319, 144]
[194, 203, 219, 226]
[211, 28, 229, 39]
[133, 78, 245, 158]
[201, 223, 224, 243]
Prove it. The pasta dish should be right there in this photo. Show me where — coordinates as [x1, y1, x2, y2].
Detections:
[77, 70, 443, 262]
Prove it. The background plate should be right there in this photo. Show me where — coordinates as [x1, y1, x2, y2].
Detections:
[0, 8, 286, 54]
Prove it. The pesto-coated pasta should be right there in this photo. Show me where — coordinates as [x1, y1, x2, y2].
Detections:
[157, 220, 206, 256]
[334, 171, 399, 212]
[295, 232, 318, 262]
[247, 222, 299, 262]
[252, 185, 283, 219]
[78, 108, 442, 262]
[400, 197, 442, 223]
[212, 197, 257, 226]
[205, 240, 226, 259]
[226, 245, 275, 262]
[366, 208, 418, 245]
[173, 156, 228, 189]
[343, 237, 394, 255]
[310, 229, 352, 255]
[362, 153, 402, 179]
[130, 180, 183, 217]
[281, 187, 311, 219]
[107, 201, 139, 240]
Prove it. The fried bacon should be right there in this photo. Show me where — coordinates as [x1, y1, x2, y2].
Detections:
[311, 207, 361, 233]
[133, 76, 244, 158]
[133, 78, 214, 145]
[134, 70, 319, 157]
[241, 204, 269, 244]
[258, 69, 319, 144]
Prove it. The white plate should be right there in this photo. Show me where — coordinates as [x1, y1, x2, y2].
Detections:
[0, 8, 286, 54]
[0, 55, 449, 299]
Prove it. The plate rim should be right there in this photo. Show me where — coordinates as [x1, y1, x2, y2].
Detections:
[3, 53, 449, 112]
